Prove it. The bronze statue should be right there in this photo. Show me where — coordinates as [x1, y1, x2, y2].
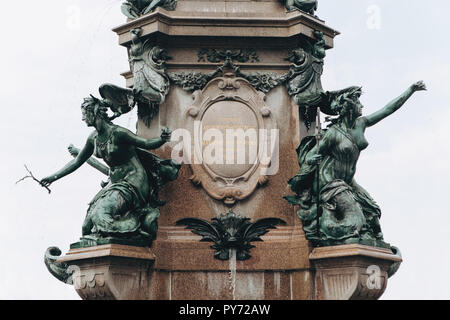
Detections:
[286, 31, 326, 128]
[41, 96, 180, 246]
[100, 28, 170, 126]
[121, 0, 178, 19]
[280, 0, 318, 15]
[285, 81, 426, 247]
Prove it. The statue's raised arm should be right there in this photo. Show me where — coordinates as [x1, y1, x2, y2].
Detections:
[364, 81, 427, 128]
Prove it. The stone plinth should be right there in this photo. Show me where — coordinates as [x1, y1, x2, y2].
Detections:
[149, 226, 314, 300]
[310, 245, 402, 300]
[58, 245, 155, 300]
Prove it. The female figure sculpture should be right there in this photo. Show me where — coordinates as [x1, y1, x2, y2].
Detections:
[41, 96, 179, 245]
[285, 81, 426, 247]
[286, 31, 326, 128]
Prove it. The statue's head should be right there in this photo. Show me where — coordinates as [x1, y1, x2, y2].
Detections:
[286, 48, 307, 64]
[151, 46, 169, 62]
[130, 28, 143, 42]
[330, 87, 363, 119]
[81, 96, 110, 127]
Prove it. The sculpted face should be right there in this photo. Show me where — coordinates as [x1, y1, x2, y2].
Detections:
[130, 28, 143, 42]
[353, 100, 363, 117]
[292, 49, 306, 64]
[82, 107, 95, 127]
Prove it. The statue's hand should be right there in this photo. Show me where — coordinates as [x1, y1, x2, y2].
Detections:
[68, 144, 80, 157]
[411, 81, 427, 92]
[161, 127, 172, 143]
[40, 176, 57, 188]
[306, 154, 323, 166]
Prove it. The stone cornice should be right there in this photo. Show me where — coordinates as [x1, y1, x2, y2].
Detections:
[113, 10, 339, 48]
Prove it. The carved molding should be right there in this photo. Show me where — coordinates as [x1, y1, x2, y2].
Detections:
[74, 270, 115, 300]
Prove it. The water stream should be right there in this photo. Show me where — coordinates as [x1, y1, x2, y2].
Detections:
[228, 249, 237, 300]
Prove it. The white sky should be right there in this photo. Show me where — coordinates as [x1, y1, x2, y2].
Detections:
[1, 0, 449, 300]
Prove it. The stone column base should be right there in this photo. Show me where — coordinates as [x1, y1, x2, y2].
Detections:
[310, 244, 402, 300]
[57, 244, 155, 300]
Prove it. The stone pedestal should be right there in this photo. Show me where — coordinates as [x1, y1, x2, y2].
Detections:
[57, 243, 401, 300]
[310, 245, 402, 300]
[101, 0, 339, 301]
[58, 245, 155, 300]
[58, 228, 315, 300]
[148, 226, 314, 300]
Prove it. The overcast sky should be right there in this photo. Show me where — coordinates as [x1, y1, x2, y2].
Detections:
[1, 0, 449, 300]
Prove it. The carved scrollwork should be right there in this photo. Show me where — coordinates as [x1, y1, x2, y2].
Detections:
[218, 77, 241, 90]
[44, 247, 72, 284]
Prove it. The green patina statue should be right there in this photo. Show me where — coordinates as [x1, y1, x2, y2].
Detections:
[280, 0, 318, 15]
[41, 96, 180, 247]
[285, 81, 426, 248]
[100, 28, 170, 126]
[121, 0, 178, 19]
[286, 31, 326, 128]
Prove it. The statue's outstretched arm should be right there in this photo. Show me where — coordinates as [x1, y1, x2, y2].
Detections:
[365, 81, 426, 128]
[41, 134, 95, 187]
[118, 127, 171, 150]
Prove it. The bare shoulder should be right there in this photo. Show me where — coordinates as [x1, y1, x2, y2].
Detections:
[87, 131, 98, 144]
[355, 116, 368, 129]
[114, 125, 136, 141]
